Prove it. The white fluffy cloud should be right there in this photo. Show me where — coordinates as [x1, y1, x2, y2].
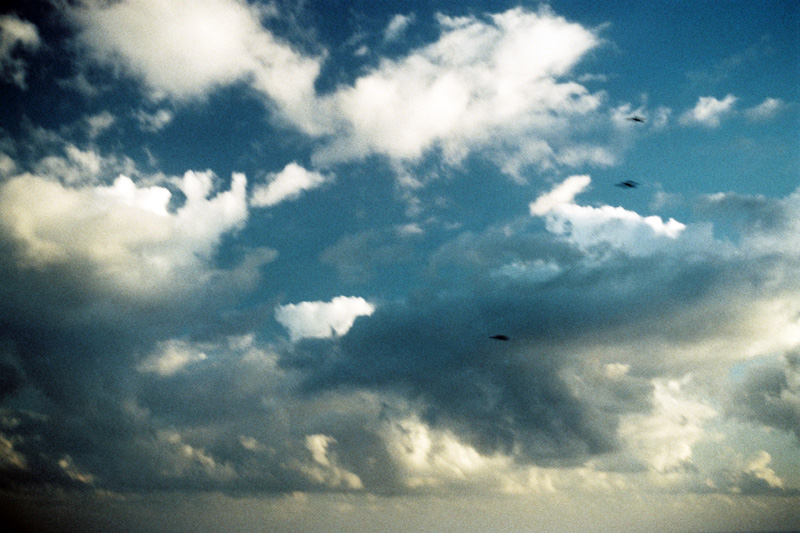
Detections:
[0, 14, 41, 89]
[275, 296, 376, 342]
[250, 162, 331, 207]
[70, 0, 322, 129]
[530, 175, 686, 256]
[69, 4, 615, 174]
[680, 94, 737, 127]
[0, 170, 249, 299]
[314, 8, 604, 168]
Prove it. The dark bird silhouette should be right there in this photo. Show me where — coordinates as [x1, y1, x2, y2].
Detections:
[626, 116, 646, 123]
[615, 180, 639, 189]
[489, 335, 509, 341]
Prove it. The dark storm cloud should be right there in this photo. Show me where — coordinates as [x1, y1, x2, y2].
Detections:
[291, 228, 690, 464]
[3, 180, 800, 498]
[296, 299, 620, 463]
[288, 184, 800, 471]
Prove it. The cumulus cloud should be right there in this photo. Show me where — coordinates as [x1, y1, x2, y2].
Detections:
[618, 377, 717, 475]
[2, 3, 800, 504]
[3, 183, 800, 498]
[68, 4, 624, 176]
[530, 175, 686, 256]
[250, 162, 331, 207]
[680, 94, 737, 127]
[290, 182, 800, 478]
[382, 415, 526, 492]
[68, 0, 322, 130]
[313, 8, 604, 169]
[0, 170, 249, 299]
[0, 14, 41, 89]
[275, 296, 376, 342]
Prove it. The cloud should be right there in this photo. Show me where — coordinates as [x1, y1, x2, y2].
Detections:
[0, 14, 41, 89]
[294, 182, 800, 476]
[382, 415, 532, 492]
[744, 450, 785, 490]
[69, 0, 322, 130]
[275, 296, 376, 342]
[312, 7, 605, 170]
[11, 124, 139, 186]
[618, 376, 717, 475]
[727, 353, 800, 441]
[384, 14, 415, 42]
[3, 183, 800, 498]
[529, 175, 591, 215]
[85, 111, 116, 139]
[745, 97, 785, 121]
[680, 94, 737, 127]
[137, 339, 209, 376]
[135, 108, 174, 132]
[530, 175, 687, 256]
[0, 170, 251, 300]
[299, 435, 363, 490]
[320, 227, 420, 283]
[68, 4, 623, 177]
[250, 162, 331, 207]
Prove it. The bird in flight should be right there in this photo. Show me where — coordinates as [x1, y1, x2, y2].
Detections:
[615, 180, 639, 189]
[489, 335, 509, 341]
[626, 116, 646, 123]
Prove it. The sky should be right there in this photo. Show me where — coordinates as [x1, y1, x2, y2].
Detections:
[0, 1, 799, 531]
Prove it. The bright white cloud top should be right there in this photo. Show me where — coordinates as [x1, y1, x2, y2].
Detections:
[275, 296, 376, 341]
[680, 94, 738, 127]
[0, 2, 798, 532]
[314, 8, 605, 169]
[0, 170, 250, 298]
[531, 175, 686, 256]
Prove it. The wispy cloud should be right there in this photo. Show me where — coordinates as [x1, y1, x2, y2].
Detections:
[135, 108, 174, 132]
[384, 13, 415, 42]
[250, 162, 331, 207]
[0, 14, 41, 89]
[745, 97, 786, 121]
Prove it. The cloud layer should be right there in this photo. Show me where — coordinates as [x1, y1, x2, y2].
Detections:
[0, 3, 797, 527]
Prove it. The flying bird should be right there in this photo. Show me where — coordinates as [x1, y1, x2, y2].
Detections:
[489, 335, 509, 341]
[626, 116, 646, 123]
[615, 180, 639, 189]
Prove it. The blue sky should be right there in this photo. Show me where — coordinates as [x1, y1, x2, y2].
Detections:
[0, 1, 799, 531]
